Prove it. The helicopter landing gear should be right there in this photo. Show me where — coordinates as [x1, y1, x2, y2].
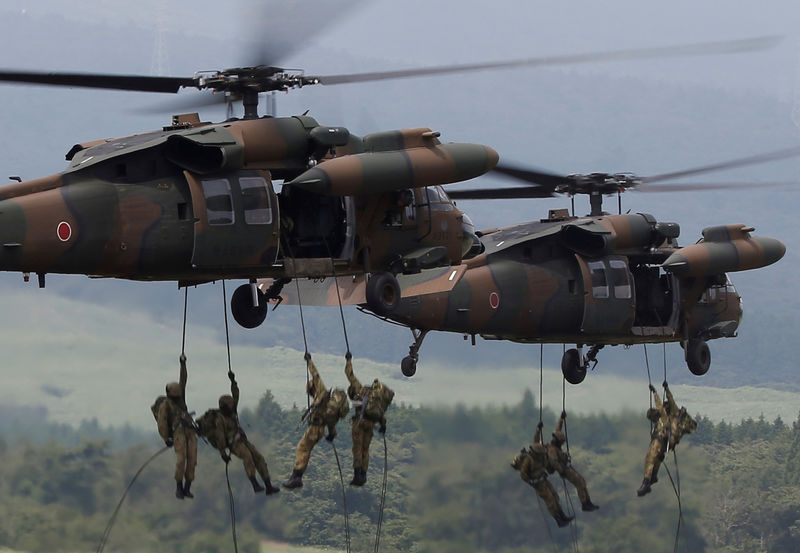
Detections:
[683, 338, 710, 376]
[561, 344, 603, 385]
[365, 271, 401, 316]
[231, 281, 268, 329]
[401, 328, 429, 377]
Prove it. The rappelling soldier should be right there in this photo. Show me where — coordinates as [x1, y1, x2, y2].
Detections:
[637, 383, 671, 497]
[512, 427, 574, 528]
[541, 411, 599, 512]
[154, 353, 197, 500]
[201, 370, 279, 495]
[284, 353, 350, 489]
[344, 352, 395, 486]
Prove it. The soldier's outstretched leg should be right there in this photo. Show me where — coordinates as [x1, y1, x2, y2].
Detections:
[247, 441, 279, 495]
[285, 424, 325, 489]
[351, 419, 373, 486]
[535, 479, 573, 528]
[182, 428, 197, 499]
[173, 429, 188, 499]
[638, 437, 664, 497]
[564, 466, 598, 511]
[230, 441, 264, 492]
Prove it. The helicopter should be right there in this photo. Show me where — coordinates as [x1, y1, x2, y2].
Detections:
[0, 36, 782, 329]
[257, 149, 791, 382]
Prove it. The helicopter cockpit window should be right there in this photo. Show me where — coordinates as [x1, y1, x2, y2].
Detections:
[608, 259, 632, 299]
[427, 186, 455, 211]
[240, 177, 272, 225]
[587, 261, 609, 298]
[201, 178, 234, 225]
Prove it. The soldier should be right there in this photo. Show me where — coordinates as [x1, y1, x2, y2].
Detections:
[206, 370, 280, 495]
[637, 383, 671, 497]
[284, 353, 349, 489]
[542, 411, 599, 512]
[511, 429, 574, 528]
[344, 352, 394, 486]
[155, 353, 197, 500]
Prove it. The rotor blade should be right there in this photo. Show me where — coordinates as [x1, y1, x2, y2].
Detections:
[0, 70, 195, 93]
[493, 164, 573, 188]
[642, 146, 800, 183]
[131, 91, 232, 115]
[447, 186, 557, 200]
[314, 35, 781, 86]
[637, 181, 800, 192]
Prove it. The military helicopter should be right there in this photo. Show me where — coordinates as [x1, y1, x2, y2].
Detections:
[0, 36, 781, 329]
[259, 148, 792, 382]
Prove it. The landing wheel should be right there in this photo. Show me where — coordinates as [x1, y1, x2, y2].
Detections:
[401, 356, 417, 377]
[365, 272, 401, 316]
[561, 348, 587, 385]
[685, 339, 710, 376]
[231, 284, 268, 329]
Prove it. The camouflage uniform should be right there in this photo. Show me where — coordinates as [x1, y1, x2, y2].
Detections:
[511, 442, 573, 528]
[345, 356, 394, 486]
[664, 385, 697, 451]
[156, 354, 197, 500]
[638, 385, 671, 497]
[284, 356, 348, 489]
[542, 413, 599, 512]
[207, 372, 279, 495]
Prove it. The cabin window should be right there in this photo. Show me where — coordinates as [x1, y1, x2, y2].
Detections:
[425, 186, 454, 211]
[240, 177, 272, 225]
[609, 259, 632, 299]
[587, 261, 609, 298]
[201, 178, 234, 225]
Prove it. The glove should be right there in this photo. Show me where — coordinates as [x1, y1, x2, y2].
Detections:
[228, 370, 235, 381]
[345, 351, 352, 361]
[165, 437, 174, 447]
[304, 352, 311, 361]
[179, 353, 187, 364]
[222, 452, 231, 463]
[379, 423, 387, 434]
[325, 432, 336, 442]
[663, 381, 669, 389]
[561, 410, 567, 419]
[537, 421, 544, 429]
[649, 384, 656, 393]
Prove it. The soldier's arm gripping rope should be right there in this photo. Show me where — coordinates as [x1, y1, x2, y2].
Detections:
[551, 411, 599, 512]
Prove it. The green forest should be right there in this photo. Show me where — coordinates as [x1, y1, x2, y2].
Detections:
[1, 390, 799, 553]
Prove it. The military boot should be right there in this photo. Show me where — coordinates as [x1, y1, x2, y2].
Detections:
[182, 480, 194, 499]
[350, 468, 366, 487]
[249, 476, 265, 493]
[283, 469, 304, 489]
[581, 500, 599, 511]
[555, 512, 574, 528]
[264, 479, 280, 495]
[175, 480, 185, 500]
[636, 478, 651, 497]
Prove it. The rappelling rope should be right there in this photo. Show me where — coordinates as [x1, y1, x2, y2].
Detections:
[534, 495, 559, 553]
[561, 368, 580, 553]
[539, 345, 544, 424]
[181, 286, 188, 355]
[96, 446, 170, 553]
[221, 281, 233, 374]
[224, 462, 240, 553]
[330, 441, 352, 553]
[374, 433, 389, 553]
[325, 239, 351, 355]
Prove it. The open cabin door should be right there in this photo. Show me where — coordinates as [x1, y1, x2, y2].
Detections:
[576, 255, 636, 336]
[185, 170, 280, 270]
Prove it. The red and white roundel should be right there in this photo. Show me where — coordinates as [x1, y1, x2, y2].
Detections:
[57, 221, 72, 242]
[489, 291, 500, 309]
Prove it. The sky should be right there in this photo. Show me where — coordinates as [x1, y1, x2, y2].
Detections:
[0, 0, 799, 426]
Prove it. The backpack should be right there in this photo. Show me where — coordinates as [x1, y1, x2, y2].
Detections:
[364, 381, 394, 422]
[196, 409, 224, 449]
[324, 389, 350, 424]
[150, 395, 167, 422]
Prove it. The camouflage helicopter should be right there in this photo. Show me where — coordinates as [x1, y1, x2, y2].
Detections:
[0, 36, 781, 329]
[260, 149, 791, 382]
